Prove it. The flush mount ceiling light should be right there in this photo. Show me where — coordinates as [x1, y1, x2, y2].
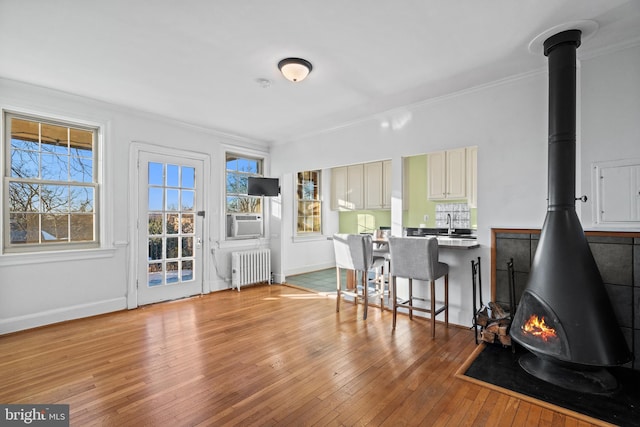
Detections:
[278, 57, 312, 82]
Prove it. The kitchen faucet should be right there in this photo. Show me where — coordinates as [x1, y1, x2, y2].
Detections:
[446, 213, 454, 236]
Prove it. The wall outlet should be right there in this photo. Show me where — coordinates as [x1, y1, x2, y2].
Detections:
[423, 214, 429, 222]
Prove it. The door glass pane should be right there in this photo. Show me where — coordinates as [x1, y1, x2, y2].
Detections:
[166, 164, 179, 187]
[149, 163, 163, 185]
[148, 263, 163, 286]
[182, 167, 195, 189]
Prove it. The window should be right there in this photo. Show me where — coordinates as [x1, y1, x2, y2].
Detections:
[296, 170, 321, 234]
[225, 153, 264, 239]
[4, 112, 99, 252]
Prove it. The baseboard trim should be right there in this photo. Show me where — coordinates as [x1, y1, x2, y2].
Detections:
[0, 297, 127, 335]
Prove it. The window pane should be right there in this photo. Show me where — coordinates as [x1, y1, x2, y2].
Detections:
[166, 262, 179, 283]
[41, 124, 68, 154]
[166, 213, 179, 234]
[70, 156, 92, 182]
[182, 237, 193, 257]
[10, 148, 39, 178]
[70, 213, 94, 241]
[166, 164, 179, 187]
[70, 186, 93, 212]
[148, 263, 163, 286]
[41, 185, 69, 213]
[41, 214, 69, 242]
[181, 260, 194, 281]
[148, 188, 163, 211]
[148, 213, 163, 236]
[9, 182, 39, 212]
[166, 189, 179, 211]
[166, 237, 179, 259]
[11, 118, 39, 147]
[182, 167, 195, 189]
[149, 238, 163, 260]
[181, 214, 194, 234]
[69, 128, 92, 157]
[149, 162, 163, 185]
[41, 152, 68, 180]
[182, 190, 194, 211]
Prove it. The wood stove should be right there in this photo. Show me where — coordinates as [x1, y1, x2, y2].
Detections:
[509, 29, 633, 394]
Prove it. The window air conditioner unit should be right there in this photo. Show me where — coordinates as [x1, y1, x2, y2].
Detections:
[232, 213, 263, 238]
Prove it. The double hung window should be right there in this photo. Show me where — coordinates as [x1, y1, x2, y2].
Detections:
[4, 112, 99, 252]
[296, 170, 322, 234]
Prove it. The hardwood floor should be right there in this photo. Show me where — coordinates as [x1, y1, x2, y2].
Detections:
[0, 285, 606, 426]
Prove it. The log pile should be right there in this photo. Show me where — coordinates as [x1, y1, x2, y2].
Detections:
[476, 302, 512, 347]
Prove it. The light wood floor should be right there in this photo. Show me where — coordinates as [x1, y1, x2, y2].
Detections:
[0, 285, 606, 426]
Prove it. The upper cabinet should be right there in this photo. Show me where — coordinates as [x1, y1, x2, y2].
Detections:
[331, 160, 391, 210]
[364, 160, 392, 209]
[427, 147, 467, 200]
[331, 164, 364, 210]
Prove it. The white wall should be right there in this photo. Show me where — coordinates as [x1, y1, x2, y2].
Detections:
[580, 45, 640, 226]
[0, 78, 270, 333]
[271, 43, 640, 325]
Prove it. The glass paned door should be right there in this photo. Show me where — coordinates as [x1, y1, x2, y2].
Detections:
[137, 152, 203, 305]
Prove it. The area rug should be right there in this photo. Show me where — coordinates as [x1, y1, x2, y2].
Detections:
[455, 343, 640, 426]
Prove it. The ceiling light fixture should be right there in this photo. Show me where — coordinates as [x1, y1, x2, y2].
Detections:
[278, 58, 312, 82]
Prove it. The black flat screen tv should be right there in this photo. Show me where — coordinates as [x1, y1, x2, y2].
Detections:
[247, 177, 280, 196]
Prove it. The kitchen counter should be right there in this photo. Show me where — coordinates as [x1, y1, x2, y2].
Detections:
[436, 236, 480, 249]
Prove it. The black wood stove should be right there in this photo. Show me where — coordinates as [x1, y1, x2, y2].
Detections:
[509, 29, 633, 394]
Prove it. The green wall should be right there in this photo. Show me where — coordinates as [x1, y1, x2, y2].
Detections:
[338, 210, 391, 234]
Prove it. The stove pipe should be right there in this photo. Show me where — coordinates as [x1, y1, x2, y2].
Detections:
[510, 30, 632, 368]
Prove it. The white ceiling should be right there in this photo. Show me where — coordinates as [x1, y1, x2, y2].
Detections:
[1, 0, 640, 144]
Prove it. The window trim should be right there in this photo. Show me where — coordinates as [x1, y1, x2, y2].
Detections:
[2, 108, 108, 256]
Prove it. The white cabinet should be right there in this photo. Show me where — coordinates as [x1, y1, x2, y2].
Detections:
[331, 164, 364, 210]
[595, 160, 640, 224]
[364, 160, 392, 209]
[427, 148, 467, 200]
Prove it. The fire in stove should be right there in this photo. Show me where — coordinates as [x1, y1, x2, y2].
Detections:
[521, 315, 557, 342]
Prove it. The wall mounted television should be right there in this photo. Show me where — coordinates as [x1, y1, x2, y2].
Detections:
[247, 177, 280, 196]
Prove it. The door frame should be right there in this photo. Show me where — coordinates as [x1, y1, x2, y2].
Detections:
[128, 142, 211, 309]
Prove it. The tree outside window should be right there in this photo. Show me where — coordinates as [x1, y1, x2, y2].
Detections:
[297, 170, 321, 234]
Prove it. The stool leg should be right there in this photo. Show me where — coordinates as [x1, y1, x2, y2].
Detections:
[444, 274, 449, 328]
[392, 275, 397, 329]
[430, 280, 436, 338]
[362, 270, 368, 320]
[408, 278, 413, 320]
[336, 267, 341, 313]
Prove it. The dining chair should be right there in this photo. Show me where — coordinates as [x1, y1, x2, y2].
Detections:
[388, 236, 449, 337]
[332, 233, 386, 320]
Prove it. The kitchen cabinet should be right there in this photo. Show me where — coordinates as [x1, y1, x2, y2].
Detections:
[427, 148, 467, 200]
[364, 160, 392, 209]
[331, 164, 364, 210]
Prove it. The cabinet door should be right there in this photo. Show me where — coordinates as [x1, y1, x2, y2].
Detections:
[331, 166, 348, 210]
[427, 151, 446, 199]
[347, 164, 364, 210]
[598, 164, 640, 222]
[364, 162, 383, 209]
[446, 147, 467, 199]
[383, 160, 392, 208]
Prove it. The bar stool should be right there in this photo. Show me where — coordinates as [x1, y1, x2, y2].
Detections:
[332, 233, 386, 320]
[388, 236, 449, 338]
